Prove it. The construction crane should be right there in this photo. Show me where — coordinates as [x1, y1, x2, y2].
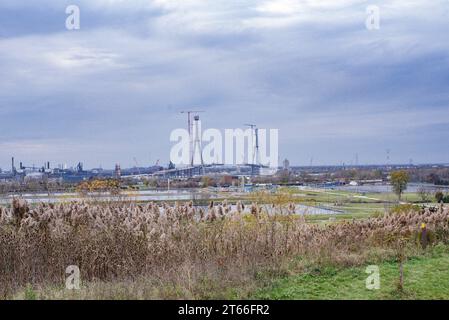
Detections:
[180, 110, 205, 166]
[245, 124, 259, 166]
[180, 110, 205, 136]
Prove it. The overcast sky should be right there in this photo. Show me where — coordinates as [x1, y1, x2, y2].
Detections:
[1, 0, 448, 169]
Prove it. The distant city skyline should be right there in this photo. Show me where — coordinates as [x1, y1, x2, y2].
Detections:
[1, 1, 449, 169]
[3, 153, 448, 172]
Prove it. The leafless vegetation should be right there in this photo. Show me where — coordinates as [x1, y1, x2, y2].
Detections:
[0, 197, 448, 299]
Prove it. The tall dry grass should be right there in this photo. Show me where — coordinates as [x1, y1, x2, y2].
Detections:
[0, 198, 448, 299]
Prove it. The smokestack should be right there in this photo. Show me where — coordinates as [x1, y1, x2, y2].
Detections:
[11, 157, 15, 172]
[115, 164, 121, 179]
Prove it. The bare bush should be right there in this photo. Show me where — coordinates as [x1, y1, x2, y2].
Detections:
[0, 199, 448, 299]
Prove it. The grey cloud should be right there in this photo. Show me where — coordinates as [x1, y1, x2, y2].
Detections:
[1, 1, 448, 168]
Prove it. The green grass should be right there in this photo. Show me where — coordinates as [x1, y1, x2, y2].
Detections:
[254, 244, 449, 300]
[13, 245, 449, 300]
[287, 188, 437, 218]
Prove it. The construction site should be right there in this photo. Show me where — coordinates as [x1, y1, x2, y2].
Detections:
[0, 111, 277, 184]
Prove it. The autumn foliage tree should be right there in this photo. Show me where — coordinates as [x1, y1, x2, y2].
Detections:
[76, 179, 121, 196]
[390, 170, 410, 201]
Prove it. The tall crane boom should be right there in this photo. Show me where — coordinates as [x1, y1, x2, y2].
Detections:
[180, 110, 205, 166]
[180, 110, 205, 135]
[244, 124, 259, 166]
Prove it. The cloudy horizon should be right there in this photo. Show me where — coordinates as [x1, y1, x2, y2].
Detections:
[1, 0, 449, 170]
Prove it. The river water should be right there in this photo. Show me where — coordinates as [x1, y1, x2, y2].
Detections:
[0, 189, 340, 215]
[0, 189, 216, 205]
[324, 183, 449, 193]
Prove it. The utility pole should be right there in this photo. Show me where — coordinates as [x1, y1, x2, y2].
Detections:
[133, 157, 141, 175]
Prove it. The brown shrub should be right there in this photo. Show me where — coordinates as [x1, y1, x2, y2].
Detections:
[0, 200, 448, 298]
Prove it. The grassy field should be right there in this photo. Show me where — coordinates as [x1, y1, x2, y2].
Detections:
[2, 194, 447, 300]
[15, 243, 449, 300]
[285, 187, 433, 217]
[254, 244, 449, 300]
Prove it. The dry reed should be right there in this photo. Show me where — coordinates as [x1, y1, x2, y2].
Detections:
[0, 198, 448, 299]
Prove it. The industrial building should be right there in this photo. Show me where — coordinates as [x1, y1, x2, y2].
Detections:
[0, 113, 279, 183]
